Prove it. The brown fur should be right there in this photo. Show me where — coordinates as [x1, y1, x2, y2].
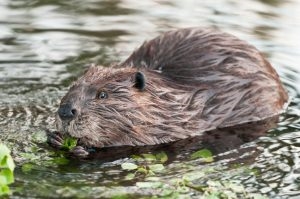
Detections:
[55, 28, 288, 148]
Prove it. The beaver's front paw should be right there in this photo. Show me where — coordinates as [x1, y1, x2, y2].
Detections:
[46, 130, 64, 149]
[70, 146, 89, 158]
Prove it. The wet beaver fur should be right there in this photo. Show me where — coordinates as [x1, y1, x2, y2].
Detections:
[48, 28, 288, 157]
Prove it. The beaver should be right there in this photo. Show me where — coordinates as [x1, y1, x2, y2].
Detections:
[47, 27, 288, 157]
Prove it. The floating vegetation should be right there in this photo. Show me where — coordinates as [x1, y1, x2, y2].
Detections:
[0, 144, 15, 196]
[118, 151, 268, 199]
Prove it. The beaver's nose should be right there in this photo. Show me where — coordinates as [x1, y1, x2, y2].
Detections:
[58, 103, 77, 121]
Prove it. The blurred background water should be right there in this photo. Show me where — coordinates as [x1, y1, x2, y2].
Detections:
[1, 0, 300, 198]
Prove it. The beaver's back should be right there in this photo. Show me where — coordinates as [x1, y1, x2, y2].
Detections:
[121, 28, 288, 129]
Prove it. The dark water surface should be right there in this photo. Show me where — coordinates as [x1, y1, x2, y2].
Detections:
[1, 0, 300, 198]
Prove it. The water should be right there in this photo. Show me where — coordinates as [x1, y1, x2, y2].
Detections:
[1, 0, 300, 198]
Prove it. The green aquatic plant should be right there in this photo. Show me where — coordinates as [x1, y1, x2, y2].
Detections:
[132, 152, 168, 163]
[0, 143, 15, 196]
[62, 136, 78, 150]
[18, 132, 77, 173]
[191, 148, 214, 162]
[119, 151, 268, 199]
[121, 152, 168, 179]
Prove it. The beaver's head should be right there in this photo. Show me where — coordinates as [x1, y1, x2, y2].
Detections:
[55, 65, 200, 148]
[56, 65, 146, 147]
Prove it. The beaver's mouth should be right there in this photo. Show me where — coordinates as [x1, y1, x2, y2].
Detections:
[46, 129, 81, 149]
[55, 116, 81, 138]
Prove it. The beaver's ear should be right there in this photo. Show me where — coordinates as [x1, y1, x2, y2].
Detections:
[134, 72, 146, 91]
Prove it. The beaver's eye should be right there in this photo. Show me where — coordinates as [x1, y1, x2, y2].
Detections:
[98, 91, 108, 99]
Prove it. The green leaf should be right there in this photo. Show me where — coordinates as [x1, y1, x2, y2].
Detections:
[0, 176, 7, 184]
[121, 163, 138, 171]
[0, 169, 14, 184]
[0, 184, 11, 195]
[125, 173, 135, 180]
[131, 155, 142, 161]
[62, 137, 78, 150]
[191, 149, 214, 162]
[0, 144, 10, 161]
[52, 157, 70, 165]
[0, 156, 8, 168]
[148, 164, 165, 172]
[137, 167, 148, 174]
[0, 153, 14, 171]
[0, 143, 14, 196]
[5, 155, 15, 171]
[141, 154, 157, 161]
[21, 163, 34, 173]
[147, 170, 155, 176]
[155, 152, 168, 163]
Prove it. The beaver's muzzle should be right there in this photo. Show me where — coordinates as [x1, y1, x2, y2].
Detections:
[58, 103, 77, 122]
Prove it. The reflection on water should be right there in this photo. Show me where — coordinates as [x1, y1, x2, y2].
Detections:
[1, 0, 300, 198]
